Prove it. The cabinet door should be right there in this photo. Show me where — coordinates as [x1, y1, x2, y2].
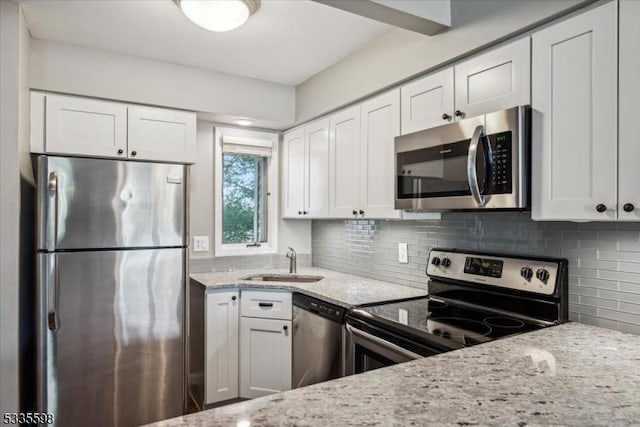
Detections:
[329, 106, 361, 218]
[127, 106, 196, 163]
[282, 128, 305, 218]
[205, 291, 239, 405]
[454, 37, 530, 119]
[45, 94, 127, 159]
[400, 68, 454, 134]
[304, 118, 330, 218]
[240, 317, 292, 399]
[618, 0, 640, 221]
[359, 90, 401, 219]
[531, 2, 617, 221]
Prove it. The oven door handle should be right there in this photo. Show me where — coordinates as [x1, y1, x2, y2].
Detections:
[346, 324, 422, 360]
[467, 125, 489, 207]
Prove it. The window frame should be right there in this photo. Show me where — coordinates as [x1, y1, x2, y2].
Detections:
[214, 126, 279, 257]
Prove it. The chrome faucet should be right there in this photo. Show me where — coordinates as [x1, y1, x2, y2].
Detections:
[286, 247, 297, 274]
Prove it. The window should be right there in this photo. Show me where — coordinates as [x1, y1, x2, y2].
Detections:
[214, 127, 279, 256]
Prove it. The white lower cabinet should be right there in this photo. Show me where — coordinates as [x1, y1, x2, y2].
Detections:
[240, 317, 292, 398]
[205, 291, 239, 405]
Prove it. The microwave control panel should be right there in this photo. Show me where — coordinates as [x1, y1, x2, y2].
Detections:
[487, 131, 512, 195]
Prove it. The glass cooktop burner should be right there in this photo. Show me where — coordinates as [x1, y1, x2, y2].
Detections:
[354, 296, 541, 349]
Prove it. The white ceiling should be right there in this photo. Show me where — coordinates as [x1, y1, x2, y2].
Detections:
[19, 0, 391, 86]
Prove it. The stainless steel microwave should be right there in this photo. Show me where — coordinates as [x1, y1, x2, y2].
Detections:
[394, 106, 529, 211]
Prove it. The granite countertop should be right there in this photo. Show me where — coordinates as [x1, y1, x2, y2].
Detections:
[148, 323, 640, 426]
[190, 267, 428, 307]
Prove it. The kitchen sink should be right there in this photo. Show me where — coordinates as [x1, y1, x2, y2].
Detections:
[240, 274, 324, 283]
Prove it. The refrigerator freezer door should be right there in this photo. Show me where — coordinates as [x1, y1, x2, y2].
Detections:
[37, 156, 186, 251]
[38, 248, 185, 427]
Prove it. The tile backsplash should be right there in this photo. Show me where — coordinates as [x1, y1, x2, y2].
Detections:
[190, 253, 312, 274]
[312, 212, 640, 335]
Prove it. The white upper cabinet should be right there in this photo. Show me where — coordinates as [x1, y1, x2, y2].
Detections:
[127, 106, 196, 163]
[205, 291, 239, 405]
[454, 37, 531, 119]
[531, 2, 617, 221]
[282, 128, 306, 218]
[282, 120, 329, 219]
[618, 0, 640, 221]
[329, 106, 361, 218]
[44, 94, 128, 159]
[360, 90, 401, 219]
[304, 118, 330, 218]
[32, 92, 197, 164]
[400, 68, 454, 135]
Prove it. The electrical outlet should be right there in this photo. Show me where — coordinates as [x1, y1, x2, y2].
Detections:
[398, 243, 408, 264]
[193, 236, 210, 252]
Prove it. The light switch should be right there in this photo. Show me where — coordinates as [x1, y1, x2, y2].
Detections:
[398, 243, 408, 263]
[193, 236, 209, 252]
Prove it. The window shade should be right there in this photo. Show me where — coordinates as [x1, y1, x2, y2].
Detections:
[222, 135, 273, 157]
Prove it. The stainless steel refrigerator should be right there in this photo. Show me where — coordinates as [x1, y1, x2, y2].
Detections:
[36, 156, 187, 427]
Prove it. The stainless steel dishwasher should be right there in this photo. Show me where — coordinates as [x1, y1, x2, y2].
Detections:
[292, 293, 346, 388]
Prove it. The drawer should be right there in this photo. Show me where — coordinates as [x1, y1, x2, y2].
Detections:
[240, 290, 292, 320]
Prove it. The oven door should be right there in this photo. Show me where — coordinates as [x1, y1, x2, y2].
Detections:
[345, 321, 444, 376]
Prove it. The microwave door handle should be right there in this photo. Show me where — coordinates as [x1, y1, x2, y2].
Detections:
[467, 125, 487, 207]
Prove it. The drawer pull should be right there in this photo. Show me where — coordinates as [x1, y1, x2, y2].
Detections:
[258, 302, 274, 308]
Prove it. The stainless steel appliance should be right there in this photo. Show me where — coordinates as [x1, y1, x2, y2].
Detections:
[292, 293, 345, 388]
[345, 249, 568, 376]
[395, 106, 530, 211]
[36, 155, 188, 427]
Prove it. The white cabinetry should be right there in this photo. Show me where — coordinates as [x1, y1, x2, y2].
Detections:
[31, 92, 197, 164]
[205, 291, 239, 405]
[282, 119, 329, 218]
[618, 0, 640, 221]
[329, 106, 361, 217]
[239, 317, 292, 399]
[360, 90, 401, 219]
[400, 38, 530, 135]
[454, 37, 531, 119]
[400, 68, 454, 134]
[127, 106, 196, 163]
[42, 93, 128, 158]
[239, 290, 292, 399]
[531, 2, 617, 221]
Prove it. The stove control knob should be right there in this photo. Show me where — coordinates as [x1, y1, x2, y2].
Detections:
[441, 258, 451, 268]
[536, 269, 550, 283]
[520, 267, 533, 280]
[431, 257, 441, 266]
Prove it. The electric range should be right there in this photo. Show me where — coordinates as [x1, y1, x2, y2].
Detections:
[345, 249, 569, 375]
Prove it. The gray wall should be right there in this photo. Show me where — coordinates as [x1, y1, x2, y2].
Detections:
[312, 213, 640, 335]
[1, 0, 32, 414]
[30, 39, 295, 129]
[295, 0, 588, 122]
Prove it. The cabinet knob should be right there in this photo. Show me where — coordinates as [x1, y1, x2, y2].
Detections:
[359, 210, 365, 216]
[131, 151, 137, 157]
[596, 204, 607, 213]
[352, 210, 357, 216]
[283, 325, 288, 331]
[303, 211, 308, 215]
[117, 149, 123, 155]
[298, 211, 302, 215]
[231, 295, 237, 301]
[442, 113, 451, 121]
[454, 110, 464, 118]
[623, 203, 635, 213]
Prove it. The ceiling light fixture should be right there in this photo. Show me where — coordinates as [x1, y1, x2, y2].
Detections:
[234, 118, 255, 127]
[175, 0, 260, 32]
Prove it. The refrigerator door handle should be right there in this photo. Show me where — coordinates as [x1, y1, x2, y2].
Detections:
[47, 171, 59, 250]
[48, 254, 60, 331]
